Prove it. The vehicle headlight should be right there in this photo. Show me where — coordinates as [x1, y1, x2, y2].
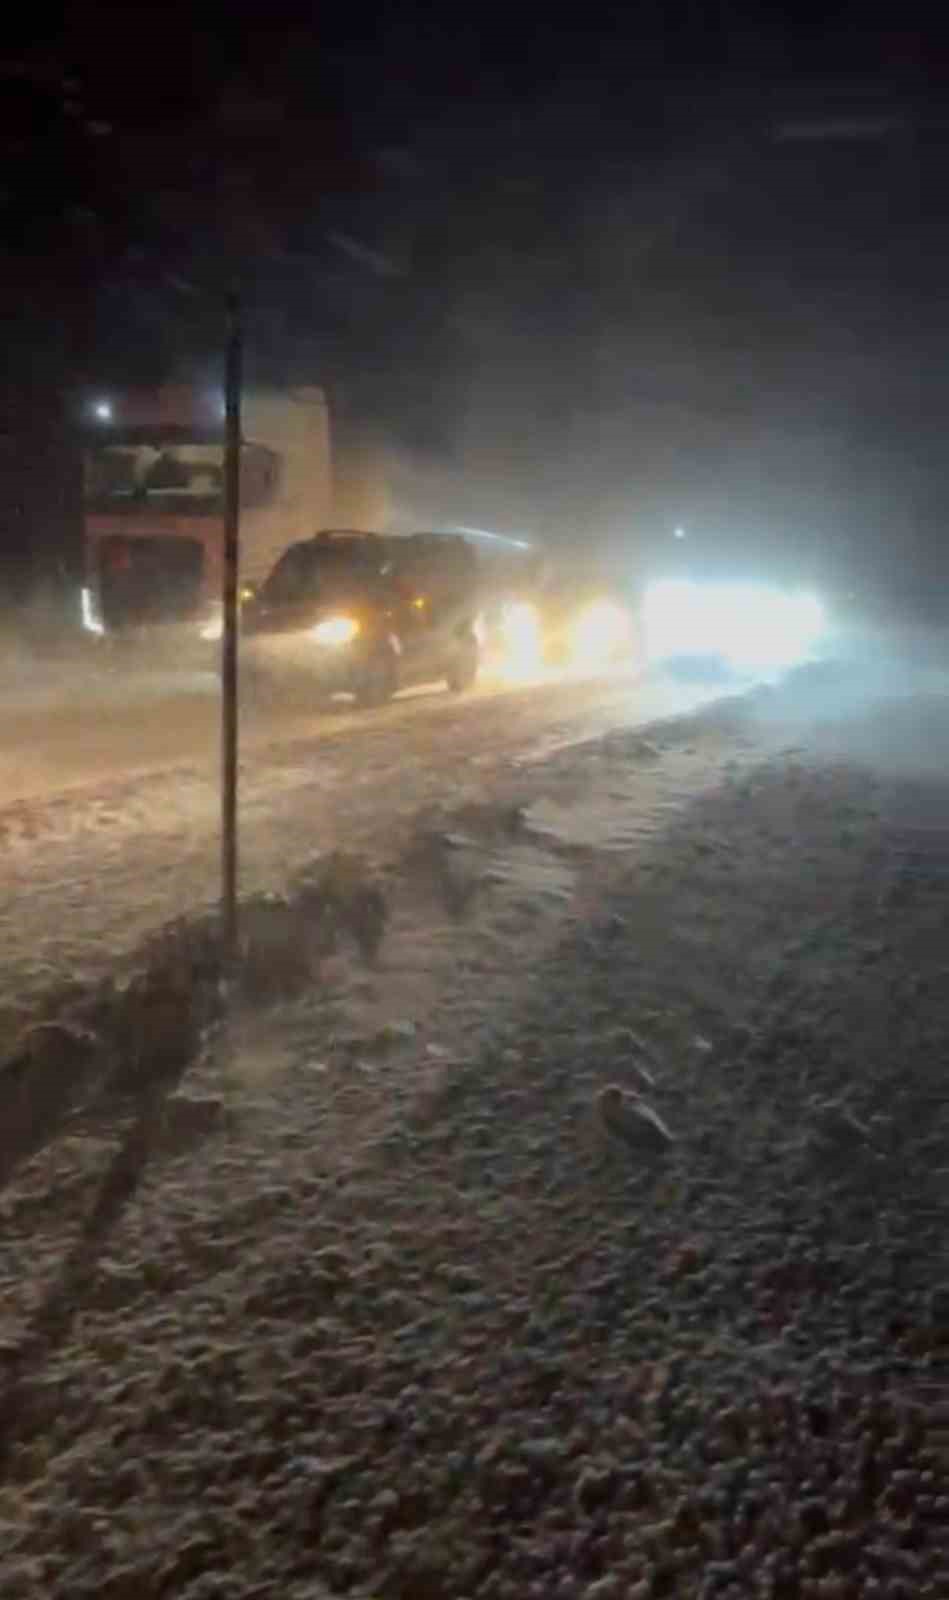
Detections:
[569, 599, 632, 663]
[80, 586, 105, 636]
[312, 615, 360, 647]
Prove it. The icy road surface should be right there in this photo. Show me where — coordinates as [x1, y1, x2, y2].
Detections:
[0, 668, 730, 1030]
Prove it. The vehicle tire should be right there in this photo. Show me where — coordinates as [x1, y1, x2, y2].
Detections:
[355, 644, 398, 708]
[447, 632, 479, 693]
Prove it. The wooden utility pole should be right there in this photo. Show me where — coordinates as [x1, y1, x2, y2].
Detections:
[221, 290, 242, 972]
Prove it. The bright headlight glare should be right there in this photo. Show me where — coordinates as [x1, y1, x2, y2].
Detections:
[501, 601, 540, 646]
[493, 601, 543, 680]
[642, 580, 826, 668]
[312, 615, 360, 647]
[200, 604, 223, 642]
[569, 599, 632, 663]
[501, 601, 542, 656]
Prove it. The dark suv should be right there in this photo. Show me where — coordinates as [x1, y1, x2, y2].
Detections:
[243, 530, 480, 706]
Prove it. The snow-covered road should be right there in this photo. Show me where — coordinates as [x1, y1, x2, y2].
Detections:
[0, 668, 729, 1035]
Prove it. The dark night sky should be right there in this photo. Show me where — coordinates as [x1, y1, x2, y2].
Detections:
[4, 4, 949, 601]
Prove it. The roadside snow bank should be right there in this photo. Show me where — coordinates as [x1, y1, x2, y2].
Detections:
[0, 676, 945, 1596]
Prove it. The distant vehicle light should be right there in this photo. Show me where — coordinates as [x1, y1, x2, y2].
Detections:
[93, 400, 112, 421]
[80, 586, 104, 635]
[312, 615, 360, 647]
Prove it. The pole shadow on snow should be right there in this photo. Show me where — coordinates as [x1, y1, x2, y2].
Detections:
[0, 854, 388, 1472]
[0, 961, 206, 1475]
[0, 1086, 176, 1472]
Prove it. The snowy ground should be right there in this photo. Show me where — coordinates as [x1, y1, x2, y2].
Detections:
[0, 657, 947, 1596]
[0, 666, 731, 1043]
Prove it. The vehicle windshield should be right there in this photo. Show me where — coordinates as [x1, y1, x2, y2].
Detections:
[259, 540, 382, 607]
[84, 433, 277, 516]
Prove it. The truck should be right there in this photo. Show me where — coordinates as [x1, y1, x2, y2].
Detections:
[79, 384, 331, 643]
[77, 381, 638, 682]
